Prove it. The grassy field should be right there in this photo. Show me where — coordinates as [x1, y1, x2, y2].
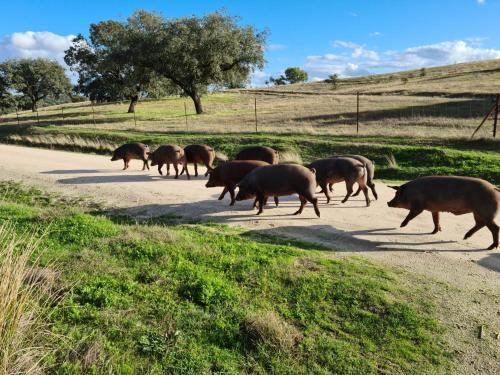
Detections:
[1, 60, 500, 137]
[0, 181, 452, 373]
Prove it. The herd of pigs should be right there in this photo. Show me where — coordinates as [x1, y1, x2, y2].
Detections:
[111, 142, 500, 250]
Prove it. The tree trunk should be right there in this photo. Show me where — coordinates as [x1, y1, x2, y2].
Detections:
[31, 101, 37, 112]
[128, 94, 139, 113]
[190, 91, 203, 114]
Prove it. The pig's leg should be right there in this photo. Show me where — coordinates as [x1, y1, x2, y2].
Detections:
[361, 186, 370, 207]
[166, 163, 170, 176]
[400, 206, 423, 227]
[352, 185, 361, 197]
[329, 183, 333, 193]
[302, 190, 320, 217]
[184, 162, 190, 180]
[173, 163, 180, 179]
[256, 193, 265, 215]
[123, 158, 128, 170]
[158, 163, 163, 175]
[228, 187, 236, 206]
[294, 195, 307, 216]
[204, 163, 213, 177]
[179, 166, 185, 175]
[319, 181, 331, 203]
[142, 159, 150, 171]
[341, 181, 354, 203]
[431, 212, 442, 234]
[369, 182, 378, 200]
[486, 221, 499, 249]
[218, 187, 228, 200]
[274, 196, 279, 207]
[463, 213, 485, 240]
[194, 163, 199, 177]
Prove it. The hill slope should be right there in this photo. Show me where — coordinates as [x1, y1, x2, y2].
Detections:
[245, 59, 500, 97]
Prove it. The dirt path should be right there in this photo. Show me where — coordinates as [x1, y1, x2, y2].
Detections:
[0, 144, 499, 373]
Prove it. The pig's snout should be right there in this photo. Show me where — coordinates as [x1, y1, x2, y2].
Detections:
[387, 199, 396, 207]
[205, 181, 215, 188]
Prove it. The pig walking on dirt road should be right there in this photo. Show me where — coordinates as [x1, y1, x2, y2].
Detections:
[235, 146, 279, 165]
[235, 164, 320, 217]
[387, 176, 500, 249]
[180, 144, 215, 177]
[149, 145, 188, 179]
[327, 155, 377, 200]
[111, 143, 150, 171]
[308, 157, 370, 206]
[205, 160, 279, 207]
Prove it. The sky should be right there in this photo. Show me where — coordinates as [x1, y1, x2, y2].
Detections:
[1, 0, 500, 86]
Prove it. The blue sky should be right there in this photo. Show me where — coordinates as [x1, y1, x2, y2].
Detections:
[1, 0, 499, 86]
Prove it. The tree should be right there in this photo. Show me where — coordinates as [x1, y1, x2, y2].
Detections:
[325, 73, 339, 89]
[269, 67, 308, 86]
[0, 58, 71, 112]
[420, 67, 427, 77]
[139, 11, 267, 114]
[65, 12, 166, 113]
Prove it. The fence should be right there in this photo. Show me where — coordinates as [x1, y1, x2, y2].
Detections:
[1, 92, 498, 138]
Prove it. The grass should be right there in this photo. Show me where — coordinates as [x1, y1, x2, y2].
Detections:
[0, 180, 453, 374]
[2, 126, 499, 186]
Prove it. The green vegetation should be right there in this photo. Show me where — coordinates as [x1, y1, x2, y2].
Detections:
[0, 181, 452, 373]
[2, 126, 499, 185]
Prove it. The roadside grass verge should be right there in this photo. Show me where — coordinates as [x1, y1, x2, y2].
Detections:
[1, 126, 499, 185]
[0, 180, 452, 373]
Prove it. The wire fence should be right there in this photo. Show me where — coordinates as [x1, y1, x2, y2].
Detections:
[1, 92, 498, 138]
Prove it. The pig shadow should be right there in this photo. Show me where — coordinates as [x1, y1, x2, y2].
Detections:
[56, 174, 182, 184]
[476, 253, 500, 273]
[42, 169, 105, 174]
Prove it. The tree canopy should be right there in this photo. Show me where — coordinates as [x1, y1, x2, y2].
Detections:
[269, 67, 308, 86]
[65, 10, 267, 114]
[0, 58, 71, 112]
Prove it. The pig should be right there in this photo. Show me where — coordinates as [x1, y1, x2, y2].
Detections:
[235, 164, 320, 217]
[179, 144, 215, 177]
[149, 145, 188, 179]
[387, 176, 500, 250]
[111, 142, 150, 171]
[235, 146, 279, 165]
[307, 157, 370, 206]
[205, 160, 278, 207]
[326, 155, 378, 200]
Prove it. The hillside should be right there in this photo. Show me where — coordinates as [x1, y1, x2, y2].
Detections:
[244, 59, 500, 97]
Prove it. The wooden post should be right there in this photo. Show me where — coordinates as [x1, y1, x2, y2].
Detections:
[16, 107, 20, 126]
[493, 94, 499, 138]
[184, 102, 188, 131]
[133, 110, 137, 127]
[91, 102, 96, 125]
[254, 97, 258, 133]
[471, 97, 498, 139]
[356, 91, 360, 135]
[36, 110, 40, 125]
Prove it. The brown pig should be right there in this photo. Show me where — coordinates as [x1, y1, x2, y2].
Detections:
[180, 144, 215, 177]
[149, 145, 188, 179]
[205, 160, 278, 207]
[387, 176, 500, 250]
[307, 157, 370, 206]
[235, 146, 279, 165]
[111, 142, 150, 171]
[235, 164, 320, 217]
[327, 154, 377, 200]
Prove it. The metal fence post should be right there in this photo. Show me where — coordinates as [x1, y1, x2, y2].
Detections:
[356, 92, 360, 135]
[254, 96, 258, 133]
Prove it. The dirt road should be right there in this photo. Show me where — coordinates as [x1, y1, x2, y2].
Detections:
[0, 144, 499, 373]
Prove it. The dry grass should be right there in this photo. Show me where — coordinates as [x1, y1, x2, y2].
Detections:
[242, 311, 302, 352]
[279, 150, 303, 164]
[384, 154, 399, 169]
[6, 133, 118, 153]
[0, 225, 55, 374]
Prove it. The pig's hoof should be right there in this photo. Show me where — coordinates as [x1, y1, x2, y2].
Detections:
[229, 202, 235, 206]
[400, 222, 408, 228]
[487, 243, 498, 250]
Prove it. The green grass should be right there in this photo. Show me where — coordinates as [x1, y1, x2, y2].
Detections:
[2, 125, 499, 185]
[0, 180, 452, 374]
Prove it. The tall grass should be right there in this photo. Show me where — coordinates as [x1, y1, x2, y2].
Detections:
[0, 225, 54, 374]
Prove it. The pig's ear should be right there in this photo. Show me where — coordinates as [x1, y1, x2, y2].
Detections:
[388, 185, 400, 191]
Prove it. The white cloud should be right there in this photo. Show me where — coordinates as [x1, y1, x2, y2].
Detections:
[250, 70, 271, 87]
[477, 0, 485, 4]
[0, 31, 76, 67]
[348, 11, 358, 17]
[304, 39, 500, 80]
[267, 44, 287, 51]
[369, 32, 382, 37]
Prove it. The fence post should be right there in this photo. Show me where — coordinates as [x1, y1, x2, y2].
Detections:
[254, 96, 258, 133]
[16, 107, 20, 126]
[356, 91, 360, 135]
[493, 94, 499, 138]
[61, 106, 64, 121]
[36, 109, 40, 125]
[91, 102, 96, 125]
[184, 102, 188, 131]
[133, 110, 137, 127]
